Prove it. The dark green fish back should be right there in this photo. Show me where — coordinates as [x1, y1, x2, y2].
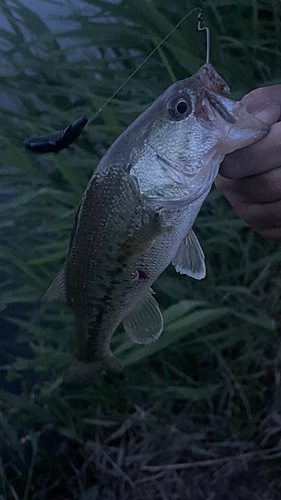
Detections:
[65, 163, 148, 363]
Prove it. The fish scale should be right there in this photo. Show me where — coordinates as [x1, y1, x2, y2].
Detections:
[66, 165, 148, 364]
[44, 63, 268, 384]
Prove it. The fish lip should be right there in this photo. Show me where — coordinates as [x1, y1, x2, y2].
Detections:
[191, 63, 237, 124]
[207, 95, 236, 124]
[194, 93, 237, 125]
[193, 63, 230, 94]
[193, 87, 237, 125]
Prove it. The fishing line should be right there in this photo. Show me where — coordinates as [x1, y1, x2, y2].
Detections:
[24, 7, 204, 153]
[87, 6, 201, 126]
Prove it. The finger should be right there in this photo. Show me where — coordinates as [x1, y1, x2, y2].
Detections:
[241, 85, 281, 124]
[215, 166, 281, 204]
[220, 121, 281, 179]
[257, 227, 281, 241]
[228, 199, 281, 232]
[215, 176, 281, 234]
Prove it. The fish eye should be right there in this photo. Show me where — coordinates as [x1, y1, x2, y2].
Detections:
[177, 101, 188, 114]
[167, 94, 192, 120]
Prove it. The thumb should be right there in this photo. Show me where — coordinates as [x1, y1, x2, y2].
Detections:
[240, 85, 281, 126]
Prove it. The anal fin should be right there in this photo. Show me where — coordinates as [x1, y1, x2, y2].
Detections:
[123, 289, 163, 345]
[172, 230, 206, 280]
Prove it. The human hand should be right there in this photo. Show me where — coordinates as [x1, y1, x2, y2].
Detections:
[215, 85, 281, 240]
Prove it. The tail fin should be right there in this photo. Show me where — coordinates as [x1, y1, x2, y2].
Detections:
[64, 356, 124, 387]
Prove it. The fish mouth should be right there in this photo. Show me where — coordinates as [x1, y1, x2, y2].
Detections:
[193, 63, 230, 94]
[191, 64, 237, 124]
[197, 92, 237, 125]
[208, 95, 236, 124]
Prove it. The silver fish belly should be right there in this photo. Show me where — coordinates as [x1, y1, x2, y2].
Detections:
[44, 63, 268, 384]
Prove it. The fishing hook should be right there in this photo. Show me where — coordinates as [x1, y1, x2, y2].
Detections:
[198, 12, 210, 64]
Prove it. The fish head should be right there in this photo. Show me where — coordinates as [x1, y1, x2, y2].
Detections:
[189, 63, 269, 152]
[129, 63, 268, 206]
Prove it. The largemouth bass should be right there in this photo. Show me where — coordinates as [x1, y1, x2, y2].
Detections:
[44, 63, 268, 384]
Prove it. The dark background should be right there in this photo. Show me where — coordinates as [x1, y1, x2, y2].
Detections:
[0, 1, 281, 498]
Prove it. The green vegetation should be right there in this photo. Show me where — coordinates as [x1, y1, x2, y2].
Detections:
[0, 0, 281, 498]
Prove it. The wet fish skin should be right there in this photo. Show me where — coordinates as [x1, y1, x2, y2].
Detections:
[45, 63, 268, 385]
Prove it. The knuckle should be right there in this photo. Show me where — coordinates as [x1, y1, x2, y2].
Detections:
[243, 84, 281, 103]
[258, 227, 281, 241]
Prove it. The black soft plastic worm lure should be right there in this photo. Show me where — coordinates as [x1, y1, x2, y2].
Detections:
[24, 116, 88, 153]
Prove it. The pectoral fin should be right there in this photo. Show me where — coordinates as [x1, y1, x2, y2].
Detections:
[117, 216, 167, 265]
[172, 230, 206, 280]
[42, 262, 67, 301]
[123, 289, 163, 344]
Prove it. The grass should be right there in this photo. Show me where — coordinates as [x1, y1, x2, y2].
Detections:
[0, 0, 281, 498]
